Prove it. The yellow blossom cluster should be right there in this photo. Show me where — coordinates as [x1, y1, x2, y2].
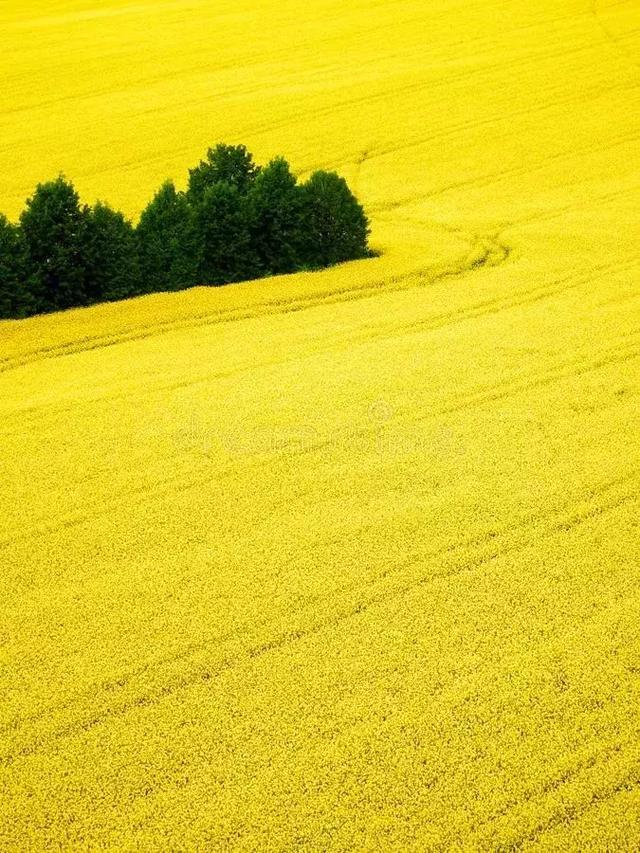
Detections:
[1, 0, 639, 848]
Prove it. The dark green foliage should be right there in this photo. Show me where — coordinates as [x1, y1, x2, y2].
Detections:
[187, 144, 260, 203]
[246, 157, 303, 275]
[137, 181, 199, 292]
[195, 183, 259, 285]
[20, 176, 92, 313]
[0, 144, 372, 319]
[299, 170, 370, 268]
[0, 214, 32, 319]
[86, 202, 142, 302]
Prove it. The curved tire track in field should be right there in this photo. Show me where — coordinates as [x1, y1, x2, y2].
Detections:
[0, 222, 506, 375]
[303, 74, 640, 184]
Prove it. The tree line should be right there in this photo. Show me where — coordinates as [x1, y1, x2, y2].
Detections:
[0, 144, 372, 319]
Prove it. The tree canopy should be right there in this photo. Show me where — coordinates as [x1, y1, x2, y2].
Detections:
[0, 214, 30, 319]
[299, 171, 370, 268]
[196, 182, 259, 285]
[0, 145, 372, 319]
[137, 181, 199, 293]
[20, 177, 92, 313]
[246, 157, 304, 275]
[187, 144, 260, 203]
[86, 202, 142, 303]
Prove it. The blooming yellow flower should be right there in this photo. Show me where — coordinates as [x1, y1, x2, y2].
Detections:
[1, 0, 639, 848]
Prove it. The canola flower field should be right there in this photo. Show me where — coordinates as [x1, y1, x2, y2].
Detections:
[1, 0, 640, 848]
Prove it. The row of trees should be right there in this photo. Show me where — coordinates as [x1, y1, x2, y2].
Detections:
[0, 144, 372, 319]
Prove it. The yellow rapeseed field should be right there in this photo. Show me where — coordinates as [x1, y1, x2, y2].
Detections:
[1, 0, 640, 848]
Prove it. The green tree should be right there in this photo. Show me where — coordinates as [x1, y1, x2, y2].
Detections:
[0, 214, 33, 319]
[195, 182, 259, 285]
[246, 157, 303, 275]
[187, 144, 260, 203]
[299, 170, 370, 268]
[20, 176, 92, 312]
[137, 181, 199, 293]
[86, 202, 141, 302]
